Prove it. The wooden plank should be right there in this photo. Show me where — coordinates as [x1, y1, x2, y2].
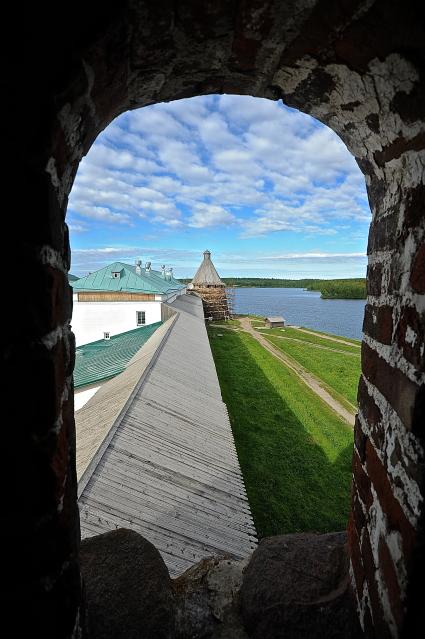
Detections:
[90, 461, 255, 524]
[96, 454, 253, 515]
[85, 473, 255, 538]
[112, 427, 245, 486]
[80, 509, 215, 576]
[81, 496, 255, 557]
[78, 292, 155, 302]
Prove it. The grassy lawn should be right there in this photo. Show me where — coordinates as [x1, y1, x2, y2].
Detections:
[295, 326, 361, 346]
[265, 334, 361, 410]
[264, 326, 360, 354]
[208, 327, 353, 539]
[207, 319, 241, 328]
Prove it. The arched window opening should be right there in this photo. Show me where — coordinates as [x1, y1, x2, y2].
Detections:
[69, 95, 368, 576]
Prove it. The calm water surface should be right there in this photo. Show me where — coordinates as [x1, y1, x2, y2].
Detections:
[233, 288, 365, 340]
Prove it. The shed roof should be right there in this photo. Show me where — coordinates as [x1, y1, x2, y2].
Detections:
[72, 261, 185, 295]
[191, 250, 224, 286]
[74, 322, 162, 388]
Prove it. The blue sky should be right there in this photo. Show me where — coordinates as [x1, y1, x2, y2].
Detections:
[68, 95, 371, 279]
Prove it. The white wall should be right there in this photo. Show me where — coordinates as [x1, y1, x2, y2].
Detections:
[71, 300, 162, 346]
[74, 385, 101, 411]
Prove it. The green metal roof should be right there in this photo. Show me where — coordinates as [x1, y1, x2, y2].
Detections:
[68, 273, 79, 283]
[72, 261, 185, 295]
[74, 322, 162, 389]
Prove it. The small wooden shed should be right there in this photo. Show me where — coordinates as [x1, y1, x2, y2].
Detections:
[265, 316, 286, 328]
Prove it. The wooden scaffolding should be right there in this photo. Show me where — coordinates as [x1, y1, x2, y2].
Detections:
[192, 284, 233, 321]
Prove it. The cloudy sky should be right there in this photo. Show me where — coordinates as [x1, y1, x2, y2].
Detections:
[68, 95, 371, 279]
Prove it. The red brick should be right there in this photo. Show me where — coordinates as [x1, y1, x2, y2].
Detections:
[361, 532, 392, 638]
[374, 132, 425, 167]
[362, 304, 394, 345]
[357, 377, 383, 428]
[353, 449, 373, 510]
[410, 241, 425, 293]
[352, 489, 367, 538]
[365, 440, 416, 559]
[362, 601, 375, 639]
[366, 262, 384, 297]
[348, 514, 365, 596]
[362, 342, 419, 430]
[394, 304, 425, 370]
[378, 537, 403, 628]
[403, 184, 425, 230]
[367, 210, 399, 253]
[354, 415, 368, 462]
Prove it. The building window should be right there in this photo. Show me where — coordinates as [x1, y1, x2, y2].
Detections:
[112, 271, 120, 279]
[104, 332, 110, 340]
[136, 311, 146, 326]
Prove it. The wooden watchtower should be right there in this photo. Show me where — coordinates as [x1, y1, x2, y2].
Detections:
[189, 250, 231, 321]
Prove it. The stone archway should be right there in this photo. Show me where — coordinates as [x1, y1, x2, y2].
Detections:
[4, 1, 424, 637]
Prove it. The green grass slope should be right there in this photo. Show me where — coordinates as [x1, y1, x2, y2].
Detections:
[208, 327, 353, 539]
[264, 333, 361, 410]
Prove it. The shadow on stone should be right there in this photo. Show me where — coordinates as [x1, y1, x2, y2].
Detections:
[80, 528, 175, 639]
[240, 531, 363, 639]
[174, 556, 249, 639]
[80, 529, 363, 638]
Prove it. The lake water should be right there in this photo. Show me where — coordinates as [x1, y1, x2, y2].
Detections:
[233, 287, 366, 340]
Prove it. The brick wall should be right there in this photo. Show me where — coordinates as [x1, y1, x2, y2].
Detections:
[4, 2, 424, 637]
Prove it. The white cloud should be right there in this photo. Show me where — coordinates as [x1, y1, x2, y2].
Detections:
[68, 94, 370, 242]
[187, 204, 237, 228]
[74, 205, 132, 225]
[68, 223, 88, 233]
[255, 252, 366, 261]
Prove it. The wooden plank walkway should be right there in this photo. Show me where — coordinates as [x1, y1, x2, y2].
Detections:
[78, 295, 257, 576]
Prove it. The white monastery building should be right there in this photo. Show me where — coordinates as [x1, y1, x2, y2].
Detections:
[71, 260, 186, 346]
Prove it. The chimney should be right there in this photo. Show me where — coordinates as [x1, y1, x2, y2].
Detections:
[161, 265, 166, 278]
[169, 267, 173, 278]
[135, 259, 142, 275]
[145, 261, 151, 273]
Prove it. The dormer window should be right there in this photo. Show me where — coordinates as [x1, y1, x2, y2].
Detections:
[112, 271, 120, 279]
[104, 332, 110, 340]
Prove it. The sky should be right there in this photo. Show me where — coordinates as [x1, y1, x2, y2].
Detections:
[68, 95, 371, 279]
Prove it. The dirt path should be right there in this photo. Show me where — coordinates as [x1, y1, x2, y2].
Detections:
[238, 317, 356, 427]
[295, 327, 361, 348]
[272, 335, 360, 357]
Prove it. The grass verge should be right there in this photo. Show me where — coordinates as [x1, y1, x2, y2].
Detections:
[264, 326, 360, 353]
[265, 334, 361, 410]
[208, 327, 353, 538]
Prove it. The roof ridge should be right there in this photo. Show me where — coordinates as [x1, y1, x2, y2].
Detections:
[191, 250, 224, 286]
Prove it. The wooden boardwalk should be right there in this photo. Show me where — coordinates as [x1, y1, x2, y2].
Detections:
[77, 295, 257, 576]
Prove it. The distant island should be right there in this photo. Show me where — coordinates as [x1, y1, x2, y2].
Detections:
[179, 277, 366, 300]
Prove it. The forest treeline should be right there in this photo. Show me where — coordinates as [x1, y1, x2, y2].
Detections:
[179, 277, 366, 299]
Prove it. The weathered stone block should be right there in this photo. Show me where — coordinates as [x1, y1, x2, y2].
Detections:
[240, 532, 362, 639]
[80, 529, 176, 639]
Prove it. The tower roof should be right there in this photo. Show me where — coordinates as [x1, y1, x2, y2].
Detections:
[191, 250, 224, 286]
